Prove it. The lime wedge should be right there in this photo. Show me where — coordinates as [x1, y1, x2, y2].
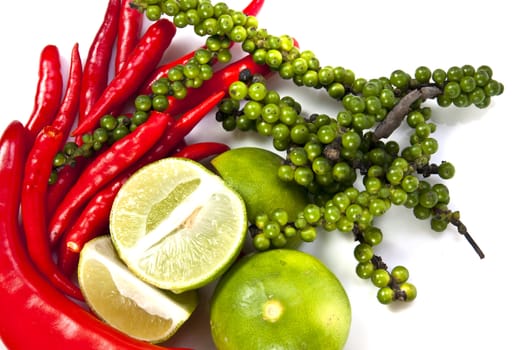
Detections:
[77, 235, 198, 343]
[109, 157, 247, 293]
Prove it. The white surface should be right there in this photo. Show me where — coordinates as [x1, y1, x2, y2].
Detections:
[1, 1, 523, 349]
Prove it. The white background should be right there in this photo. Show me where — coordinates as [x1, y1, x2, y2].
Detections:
[1, 1, 524, 349]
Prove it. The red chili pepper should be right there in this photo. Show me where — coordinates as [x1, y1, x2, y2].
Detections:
[0, 122, 192, 350]
[46, 157, 88, 217]
[78, 0, 121, 124]
[174, 142, 230, 161]
[72, 19, 176, 137]
[52, 43, 83, 141]
[43, 44, 83, 215]
[57, 175, 125, 276]
[173, 138, 188, 153]
[243, 0, 265, 16]
[49, 111, 171, 245]
[115, 0, 144, 74]
[145, 89, 226, 158]
[20, 125, 83, 300]
[164, 95, 180, 115]
[57, 92, 224, 273]
[167, 54, 272, 118]
[24, 45, 63, 141]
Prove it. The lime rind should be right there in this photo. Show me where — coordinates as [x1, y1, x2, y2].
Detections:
[210, 147, 310, 223]
[210, 249, 351, 349]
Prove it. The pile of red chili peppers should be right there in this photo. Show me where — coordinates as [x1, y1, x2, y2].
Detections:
[0, 0, 266, 348]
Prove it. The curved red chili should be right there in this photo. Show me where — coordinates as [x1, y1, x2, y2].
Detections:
[115, 0, 144, 74]
[46, 157, 88, 217]
[58, 175, 125, 276]
[173, 138, 188, 154]
[0, 121, 192, 350]
[20, 125, 83, 300]
[52, 43, 83, 141]
[72, 19, 176, 137]
[24, 45, 63, 141]
[49, 111, 171, 245]
[174, 142, 230, 161]
[78, 0, 121, 123]
[43, 43, 83, 214]
[145, 89, 226, 158]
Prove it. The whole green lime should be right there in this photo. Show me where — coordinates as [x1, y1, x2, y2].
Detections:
[210, 147, 309, 224]
[210, 249, 351, 350]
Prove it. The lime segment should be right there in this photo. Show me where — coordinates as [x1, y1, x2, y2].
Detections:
[77, 236, 198, 343]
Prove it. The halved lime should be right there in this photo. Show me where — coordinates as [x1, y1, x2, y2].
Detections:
[109, 157, 247, 293]
[77, 235, 198, 343]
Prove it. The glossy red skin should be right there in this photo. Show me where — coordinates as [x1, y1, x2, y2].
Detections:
[42, 44, 83, 216]
[174, 142, 230, 161]
[57, 173, 125, 276]
[147, 90, 227, 157]
[24, 45, 63, 141]
[0, 119, 192, 350]
[49, 111, 171, 245]
[52, 43, 83, 143]
[20, 125, 84, 300]
[242, 0, 265, 16]
[78, 0, 121, 123]
[46, 157, 88, 218]
[72, 19, 176, 136]
[115, 0, 144, 74]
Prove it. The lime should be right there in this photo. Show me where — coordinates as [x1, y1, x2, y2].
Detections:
[210, 249, 351, 350]
[210, 147, 309, 223]
[77, 235, 198, 343]
[109, 157, 247, 293]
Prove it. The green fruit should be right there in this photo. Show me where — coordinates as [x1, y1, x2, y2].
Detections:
[210, 249, 351, 350]
[210, 147, 309, 223]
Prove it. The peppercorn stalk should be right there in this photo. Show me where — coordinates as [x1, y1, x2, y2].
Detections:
[129, 0, 504, 304]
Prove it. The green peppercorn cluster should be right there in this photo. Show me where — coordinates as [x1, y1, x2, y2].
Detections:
[215, 66, 493, 303]
[134, 0, 260, 99]
[50, 113, 148, 183]
[110, 0, 502, 303]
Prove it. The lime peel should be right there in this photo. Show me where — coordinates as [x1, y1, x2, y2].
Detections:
[210, 249, 351, 349]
